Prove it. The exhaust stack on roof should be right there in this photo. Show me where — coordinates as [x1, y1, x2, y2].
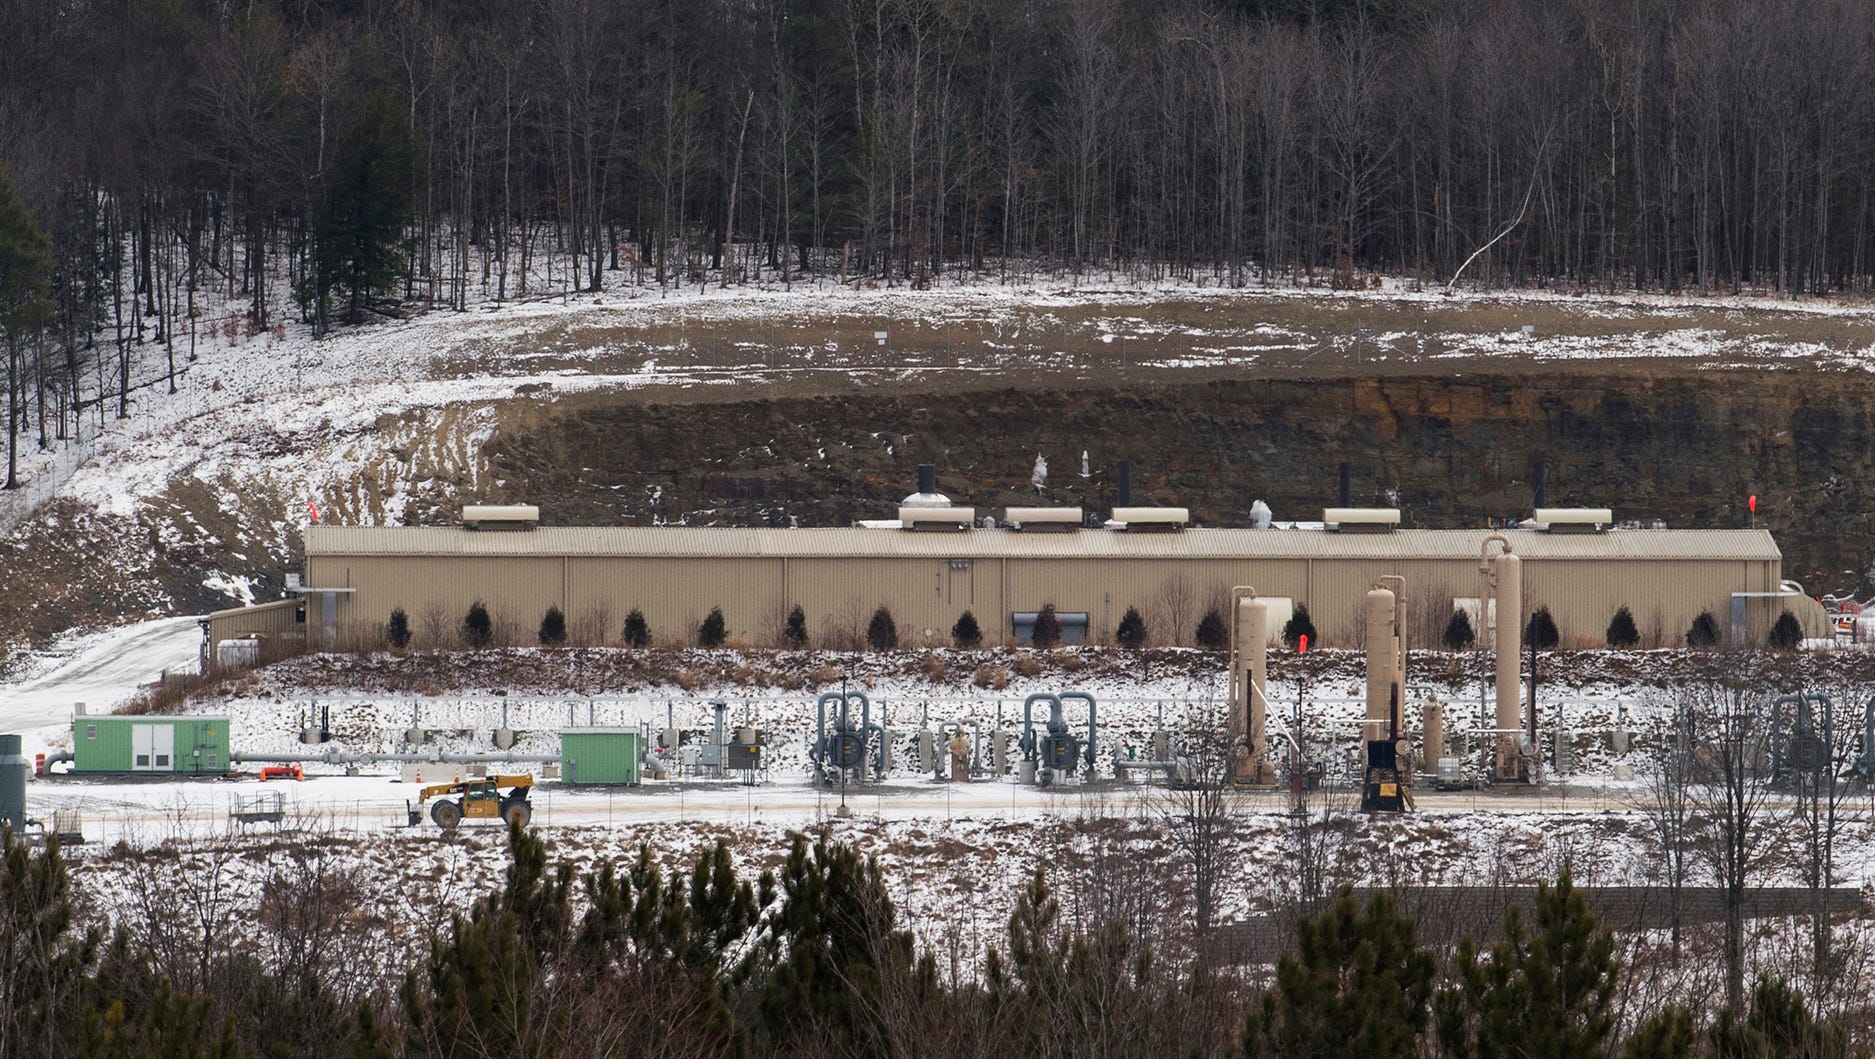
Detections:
[461, 505, 540, 530]
[1116, 461, 1133, 506]
[901, 464, 951, 509]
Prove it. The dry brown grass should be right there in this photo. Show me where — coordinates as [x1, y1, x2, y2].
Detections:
[973, 664, 1009, 690]
[1013, 654, 1043, 678]
[119, 669, 221, 716]
[920, 654, 948, 683]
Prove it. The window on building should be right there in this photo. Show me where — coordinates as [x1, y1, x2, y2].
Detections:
[85, 724, 96, 740]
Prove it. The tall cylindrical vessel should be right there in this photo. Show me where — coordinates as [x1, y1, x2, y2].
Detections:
[1365, 588, 1398, 740]
[1423, 701, 1444, 766]
[1494, 552, 1524, 777]
[1233, 595, 1270, 782]
[0, 734, 28, 833]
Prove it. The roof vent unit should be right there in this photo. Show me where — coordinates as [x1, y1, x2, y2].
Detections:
[1323, 507, 1399, 533]
[1535, 507, 1612, 534]
[461, 505, 540, 531]
[1112, 506, 1188, 532]
[1004, 507, 1082, 532]
[898, 506, 975, 532]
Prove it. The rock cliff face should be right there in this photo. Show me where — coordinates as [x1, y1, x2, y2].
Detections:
[487, 371, 1875, 592]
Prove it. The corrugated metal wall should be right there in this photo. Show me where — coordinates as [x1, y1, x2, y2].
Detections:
[206, 599, 302, 650]
[309, 549, 1783, 649]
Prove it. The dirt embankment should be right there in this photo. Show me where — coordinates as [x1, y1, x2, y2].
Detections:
[485, 372, 1875, 590]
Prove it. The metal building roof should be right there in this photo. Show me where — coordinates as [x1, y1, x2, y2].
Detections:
[307, 525, 1781, 562]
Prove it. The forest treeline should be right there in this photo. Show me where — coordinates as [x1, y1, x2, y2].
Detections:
[5, 0, 1875, 483]
[8, 0, 1875, 304]
[0, 824, 1859, 1059]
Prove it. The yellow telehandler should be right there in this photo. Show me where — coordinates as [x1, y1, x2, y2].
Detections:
[408, 774, 535, 829]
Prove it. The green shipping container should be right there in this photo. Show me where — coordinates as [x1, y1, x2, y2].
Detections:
[72, 716, 231, 775]
[559, 729, 642, 785]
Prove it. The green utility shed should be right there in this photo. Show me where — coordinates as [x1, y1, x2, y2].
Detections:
[73, 716, 231, 775]
[559, 729, 642, 785]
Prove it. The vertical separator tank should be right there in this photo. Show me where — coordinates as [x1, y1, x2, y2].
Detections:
[1230, 588, 1271, 784]
[1481, 537, 1524, 779]
[0, 734, 28, 832]
[1423, 702, 1444, 766]
[1365, 586, 1399, 742]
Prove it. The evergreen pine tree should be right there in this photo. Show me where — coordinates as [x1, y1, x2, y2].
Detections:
[622, 608, 650, 648]
[310, 90, 425, 327]
[1242, 889, 1437, 1059]
[1115, 607, 1148, 649]
[1709, 976, 1846, 1059]
[80, 974, 238, 1059]
[1621, 1006, 1697, 1059]
[1436, 870, 1618, 1059]
[867, 606, 898, 650]
[1526, 607, 1561, 650]
[1032, 604, 1061, 648]
[1282, 604, 1318, 650]
[1195, 607, 1229, 650]
[951, 610, 983, 648]
[783, 605, 808, 648]
[753, 834, 914, 1052]
[0, 162, 55, 490]
[401, 823, 575, 1057]
[1, 831, 98, 1056]
[698, 607, 728, 647]
[1686, 611, 1720, 648]
[462, 601, 493, 648]
[386, 608, 411, 649]
[538, 605, 567, 646]
[1443, 609, 1477, 651]
[1606, 606, 1641, 648]
[349, 1001, 397, 1059]
[1768, 611, 1803, 650]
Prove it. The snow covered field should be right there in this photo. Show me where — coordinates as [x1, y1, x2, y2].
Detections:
[9, 635, 1874, 991]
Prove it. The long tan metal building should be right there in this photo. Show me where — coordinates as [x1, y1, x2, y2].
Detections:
[207, 514, 1828, 656]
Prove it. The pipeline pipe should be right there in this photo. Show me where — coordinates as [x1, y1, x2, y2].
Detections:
[1770, 693, 1801, 774]
[1866, 696, 1875, 764]
[812, 692, 844, 767]
[230, 750, 560, 766]
[1021, 693, 1059, 761]
[842, 691, 880, 777]
[1061, 691, 1097, 770]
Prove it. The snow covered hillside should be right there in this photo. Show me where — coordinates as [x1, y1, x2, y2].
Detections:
[7, 277, 1875, 669]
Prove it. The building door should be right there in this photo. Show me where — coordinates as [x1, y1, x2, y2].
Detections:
[132, 725, 174, 772]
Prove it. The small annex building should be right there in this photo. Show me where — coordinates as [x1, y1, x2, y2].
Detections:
[73, 715, 231, 775]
